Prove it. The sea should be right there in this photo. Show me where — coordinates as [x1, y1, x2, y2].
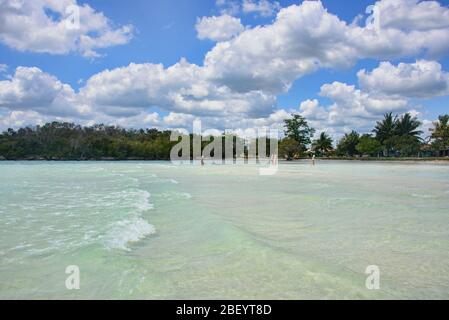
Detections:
[0, 161, 448, 299]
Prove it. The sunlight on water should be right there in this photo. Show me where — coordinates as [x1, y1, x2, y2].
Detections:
[0, 161, 448, 299]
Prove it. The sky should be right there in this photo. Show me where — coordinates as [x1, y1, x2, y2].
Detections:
[1, 0, 449, 139]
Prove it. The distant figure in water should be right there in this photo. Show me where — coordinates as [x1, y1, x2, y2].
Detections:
[312, 154, 316, 166]
[201, 155, 205, 166]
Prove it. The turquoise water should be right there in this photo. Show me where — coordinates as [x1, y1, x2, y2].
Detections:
[0, 161, 448, 299]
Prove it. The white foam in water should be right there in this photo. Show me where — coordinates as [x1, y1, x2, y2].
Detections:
[106, 217, 156, 251]
[104, 189, 156, 250]
[135, 190, 154, 211]
[180, 192, 192, 199]
[169, 179, 179, 184]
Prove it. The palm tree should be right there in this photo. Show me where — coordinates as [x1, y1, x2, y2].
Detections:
[391, 113, 423, 157]
[430, 114, 449, 156]
[394, 113, 423, 139]
[373, 113, 396, 156]
[312, 132, 333, 157]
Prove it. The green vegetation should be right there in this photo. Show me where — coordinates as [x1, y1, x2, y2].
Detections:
[332, 112, 447, 159]
[0, 122, 175, 160]
[336, 131, 360, 157]
[0, 112, 448, 161]
[280, 112, 449, 160]
[312, 132, 333, 157]
[280, 114, 315, 160]
[369, 112, 423, 157]
[279, 138, 301, 161]
[356, 135, 383, 157]
[430, 115, 449, 157]
[0, 122, 273, 161]
[283, 114, 315, 151]
[372, 112, 397, 157]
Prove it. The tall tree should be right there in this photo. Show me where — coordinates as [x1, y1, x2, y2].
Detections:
[312, 132, 333, 157]
[430, 114, 449, 156]
[392, 113, 422, 156]
[394, 113, 423, 138]
[373, 113, 396, 156]
[283, 114, 315, 154]
[336, 131, 360, 157]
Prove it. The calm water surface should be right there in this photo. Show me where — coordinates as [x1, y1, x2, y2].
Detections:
[0, 161, 448, 299]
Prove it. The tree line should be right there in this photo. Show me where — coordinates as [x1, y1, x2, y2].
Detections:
[0, 113, 448, 161]
[0, 122, 175, 160]
[280, 113, 449, 159]
[0, 122, 271, 161]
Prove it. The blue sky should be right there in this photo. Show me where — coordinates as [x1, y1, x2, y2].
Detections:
[1, 0, 415, 88]
[1, 0, 449, 138]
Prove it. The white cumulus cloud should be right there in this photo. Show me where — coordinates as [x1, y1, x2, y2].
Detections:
[358, 60, 449, 98]
[0, 0, 133, 58]
[205, 0, 449, 95]
[80, 59, 276, 119]
[196, 15, 244, 41]
[0, 66, 90, 117]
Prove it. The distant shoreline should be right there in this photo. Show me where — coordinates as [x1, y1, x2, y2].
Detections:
[1, 157, 449, 162]
[315, 157, 449, 161]
[0, 158, 170, 161]
[287, 157, 449, 163]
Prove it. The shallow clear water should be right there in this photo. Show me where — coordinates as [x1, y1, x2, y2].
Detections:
[0, 161, 448, 299]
